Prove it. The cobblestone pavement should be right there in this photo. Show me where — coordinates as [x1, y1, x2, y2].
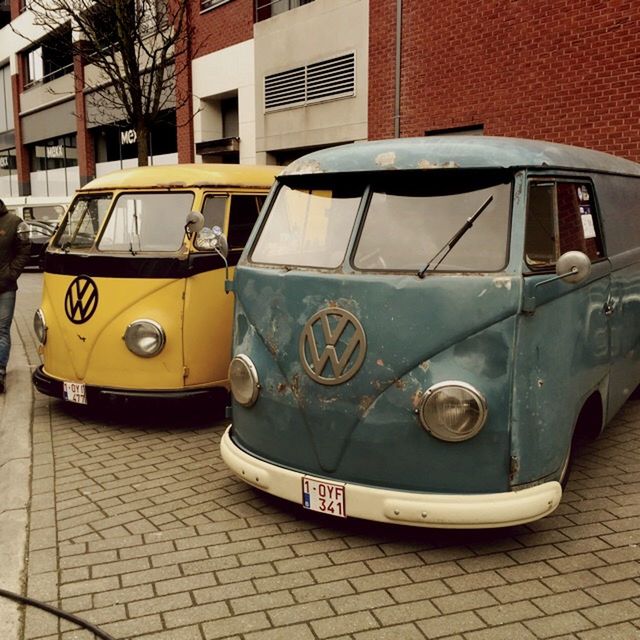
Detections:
[10, 272, 640, 640]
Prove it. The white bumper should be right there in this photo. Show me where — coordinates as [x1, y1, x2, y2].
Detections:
[220, 426, 562, 529]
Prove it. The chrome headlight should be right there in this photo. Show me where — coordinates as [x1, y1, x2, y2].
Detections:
[123, 319, 166, 358]
[34, 309, 47, 345]
[418, 381, 488, 442]
[229, 355, 260, 407]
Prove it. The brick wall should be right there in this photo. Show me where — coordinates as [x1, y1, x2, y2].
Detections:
[190, 0, 254, 58]
[177, 0, 255, 161]
[369, 0, 640, 160]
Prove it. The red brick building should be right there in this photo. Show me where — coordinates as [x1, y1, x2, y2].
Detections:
[369, 0, 640, 160]
[2, 0, 640, 205]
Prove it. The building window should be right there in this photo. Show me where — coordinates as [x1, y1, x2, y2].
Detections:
[0, 149, 17, 197]
[426, 125, 484, 136]
[264, 52, 355, 111]
[0, 65, 13, 133]
[23, 26, 73, 89]
[93, 110, 177, 164]
[25, 48, 44, 86]
[256, 0, 314, 22]
[201, 0, 232, 13]
[0, 0, 9, 29]
[28, 134, 78, 196]
[29, 134, 77, 172]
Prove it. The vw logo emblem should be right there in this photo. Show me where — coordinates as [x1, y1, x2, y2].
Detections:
[64, 275, 99, 324]
[299, 307, 367, 385]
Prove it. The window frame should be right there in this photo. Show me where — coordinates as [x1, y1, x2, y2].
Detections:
[524, 176, 606, 273]
[96, 190, 195, 253]
[200, 0, 233, 15]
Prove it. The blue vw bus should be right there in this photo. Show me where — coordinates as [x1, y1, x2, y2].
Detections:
[220, 136, 640, 528]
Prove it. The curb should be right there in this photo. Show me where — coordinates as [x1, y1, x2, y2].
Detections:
[0, 322, 34, 640]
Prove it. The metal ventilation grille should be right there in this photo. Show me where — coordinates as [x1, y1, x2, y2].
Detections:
[264, 52, 355, 111]
[307, 53, 355, 102]
[264, 66, 306, 110]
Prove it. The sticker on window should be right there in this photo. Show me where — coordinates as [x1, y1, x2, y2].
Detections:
[581, 213, 596, 239]
[577, 185, 590, 202]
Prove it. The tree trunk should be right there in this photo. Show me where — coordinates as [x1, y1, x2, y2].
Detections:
[137, 125, 150, 166]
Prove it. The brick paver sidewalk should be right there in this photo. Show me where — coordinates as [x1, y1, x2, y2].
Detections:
[10, 273, 640, 640]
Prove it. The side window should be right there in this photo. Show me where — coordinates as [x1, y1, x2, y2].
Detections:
[525, 181, 603, 269]
[202, 195, 227, 230]
[557, 183, 602, 259]
[227, 195, 265, 251]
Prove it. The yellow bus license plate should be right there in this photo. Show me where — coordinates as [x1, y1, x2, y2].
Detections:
[63, 381, 87, 405]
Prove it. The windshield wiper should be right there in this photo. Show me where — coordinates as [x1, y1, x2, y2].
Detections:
[130, 209, 141, 256]
[417, 195, 494, 278]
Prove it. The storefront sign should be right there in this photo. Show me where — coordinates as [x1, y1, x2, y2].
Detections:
[121, 129, 137, 145]
[48, 145, 64, 159]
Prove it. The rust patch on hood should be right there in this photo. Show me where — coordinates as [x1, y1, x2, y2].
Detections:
[417, 159, 459, 169]
[284, 159, 325, 175]
[359, 396, 375, 413]
[290, 374, 301, 400]
[375, 152, 397, 168]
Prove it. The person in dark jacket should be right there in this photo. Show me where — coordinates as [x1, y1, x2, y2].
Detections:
[0, 199, 31, 392]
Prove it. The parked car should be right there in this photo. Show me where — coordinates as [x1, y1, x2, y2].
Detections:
[32, 163, 281, 407]
[24, 220, 56, 270]
[221, 135, 640, 529]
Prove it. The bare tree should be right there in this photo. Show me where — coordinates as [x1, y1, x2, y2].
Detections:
[14, 0, 195, 166]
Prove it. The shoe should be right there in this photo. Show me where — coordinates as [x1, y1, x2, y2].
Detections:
[0, 374, 6, 393]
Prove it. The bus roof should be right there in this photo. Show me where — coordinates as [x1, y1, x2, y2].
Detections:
[282, 136, 640, 177]
[80, 164, 281, 191]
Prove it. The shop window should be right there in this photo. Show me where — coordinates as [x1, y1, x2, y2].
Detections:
[0, 149, 17, 197]
[29, 135, 77, 172]
[93, 111, 177, 164]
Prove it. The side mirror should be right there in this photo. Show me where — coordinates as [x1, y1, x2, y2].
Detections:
[522, 250, 592, 314]
[193, 225, 229, 259]
[211, 225, 229, 259]
[555, 251, 592, 284]
[185, 211, 205, 235]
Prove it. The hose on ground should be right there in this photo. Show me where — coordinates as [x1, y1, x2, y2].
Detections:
[0, 587, 116, 640]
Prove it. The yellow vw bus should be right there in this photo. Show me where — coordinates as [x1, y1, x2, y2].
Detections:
[32, 164, 279, 406]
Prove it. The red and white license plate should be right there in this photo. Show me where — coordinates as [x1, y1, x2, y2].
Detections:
[63, 381, 87, 405]
[302, 476, 346, 518]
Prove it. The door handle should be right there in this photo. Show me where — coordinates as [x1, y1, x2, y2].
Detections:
[604, 301, 615, 316]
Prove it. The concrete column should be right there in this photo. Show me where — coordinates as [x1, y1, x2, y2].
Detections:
[10, 70, 30, 197]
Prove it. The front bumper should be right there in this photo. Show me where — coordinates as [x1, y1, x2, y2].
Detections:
[221, 426, 562, 529]
[32, 365, 226, 405]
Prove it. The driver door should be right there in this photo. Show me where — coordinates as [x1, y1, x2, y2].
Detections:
[512, 178, 611, 485]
